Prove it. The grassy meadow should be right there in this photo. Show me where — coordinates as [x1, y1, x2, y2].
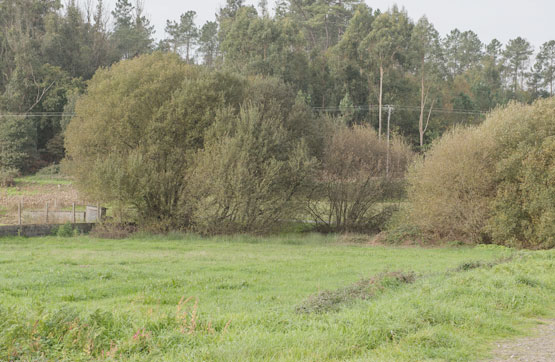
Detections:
[0, 234, 553, 361]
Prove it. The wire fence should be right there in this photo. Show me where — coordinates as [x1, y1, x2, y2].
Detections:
[0, 196, 104, 226]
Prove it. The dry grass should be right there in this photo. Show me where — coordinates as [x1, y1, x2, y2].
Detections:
[0, 176, 83, 225]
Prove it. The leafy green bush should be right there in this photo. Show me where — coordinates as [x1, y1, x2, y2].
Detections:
[35, 164, 63, 177]
[403, 98, 555, 248]
[486, 99, 555, 249]
[189, 105, 316, 234]
[0, 167, 18, 187]
[52, 222, 74, 237]
[64, 53, 245, 228]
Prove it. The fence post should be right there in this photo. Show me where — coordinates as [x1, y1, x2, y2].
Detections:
[97, 202, 101, 222]
[45, 202, 49, 224]
[18, 201, 22, 225]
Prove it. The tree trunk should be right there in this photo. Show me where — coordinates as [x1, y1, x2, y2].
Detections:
[378, 63, 383, 139]
[324, 14, 329, 50]
[419, 61, 425, 148]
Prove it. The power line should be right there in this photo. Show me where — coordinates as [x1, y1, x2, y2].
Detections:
[0, 104, 488, 119]
[312, 104, 487, 115]
[0, 112, 75, 118]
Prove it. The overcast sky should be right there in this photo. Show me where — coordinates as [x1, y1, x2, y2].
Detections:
[123, 0, 554, 48]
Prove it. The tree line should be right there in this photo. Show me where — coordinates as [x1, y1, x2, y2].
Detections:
[1, 0, 554, 175]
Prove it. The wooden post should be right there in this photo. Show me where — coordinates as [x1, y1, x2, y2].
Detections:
[72, 203, 76, 223]
[18, 201, 22, 225]
[45, 202, 49, 224]
[97, 202, 101, 222]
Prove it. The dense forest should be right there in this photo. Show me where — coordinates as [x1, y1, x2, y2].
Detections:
[1, 0, 554, 174]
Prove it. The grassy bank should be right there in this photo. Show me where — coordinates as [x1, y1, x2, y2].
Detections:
[0, 234, 553, 361]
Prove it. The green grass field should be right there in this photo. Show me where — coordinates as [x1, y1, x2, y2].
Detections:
[0, 234, 553, 361]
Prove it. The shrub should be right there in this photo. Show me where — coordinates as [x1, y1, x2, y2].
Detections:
[486, 98, 555, 249]
[55, 222, 75, 237]
[244, 77, 325, 158]
[0, 167, 17, 187]
[64, 53, 245, 228]
[404, 98, 555, 248]
[305, 125, 413, 233]
[404, 126, 497, 243]
[188, 104, 316, 234]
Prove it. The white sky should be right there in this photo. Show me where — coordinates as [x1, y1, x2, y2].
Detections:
[103, 0, 555, 48]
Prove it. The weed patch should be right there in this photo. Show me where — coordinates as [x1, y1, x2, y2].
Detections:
[296, 271, 416, 314]
[454, 255, 514, 272]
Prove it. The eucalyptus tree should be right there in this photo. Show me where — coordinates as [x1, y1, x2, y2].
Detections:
[359, 6, 412, 138]
[333, 4, 375, 120]
[411, 16, 443, 147]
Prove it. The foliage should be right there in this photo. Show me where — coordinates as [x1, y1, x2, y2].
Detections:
[503, 37, 534, 94]
[243, 76, 324, 157]
[0, 167, 18, 187]
[54, 222, 75, 237]
[165, 11, 198, 62]
[404, 98, 555, 248]
[404, 126, 496, 243]
[189, 104, 316, 234]
[111, 0, 154, 59]
[0, 116, 36, 172]
[1, 0, 554, 172]
[306, 124, 413, 232]
[64, 53, 245, 227]
[486, 98, 555, 249]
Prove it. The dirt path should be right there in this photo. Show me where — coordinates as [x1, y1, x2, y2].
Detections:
[488, 319, 555, 361]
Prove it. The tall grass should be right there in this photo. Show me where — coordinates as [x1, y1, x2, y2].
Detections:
[0, 235, 552, 361]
